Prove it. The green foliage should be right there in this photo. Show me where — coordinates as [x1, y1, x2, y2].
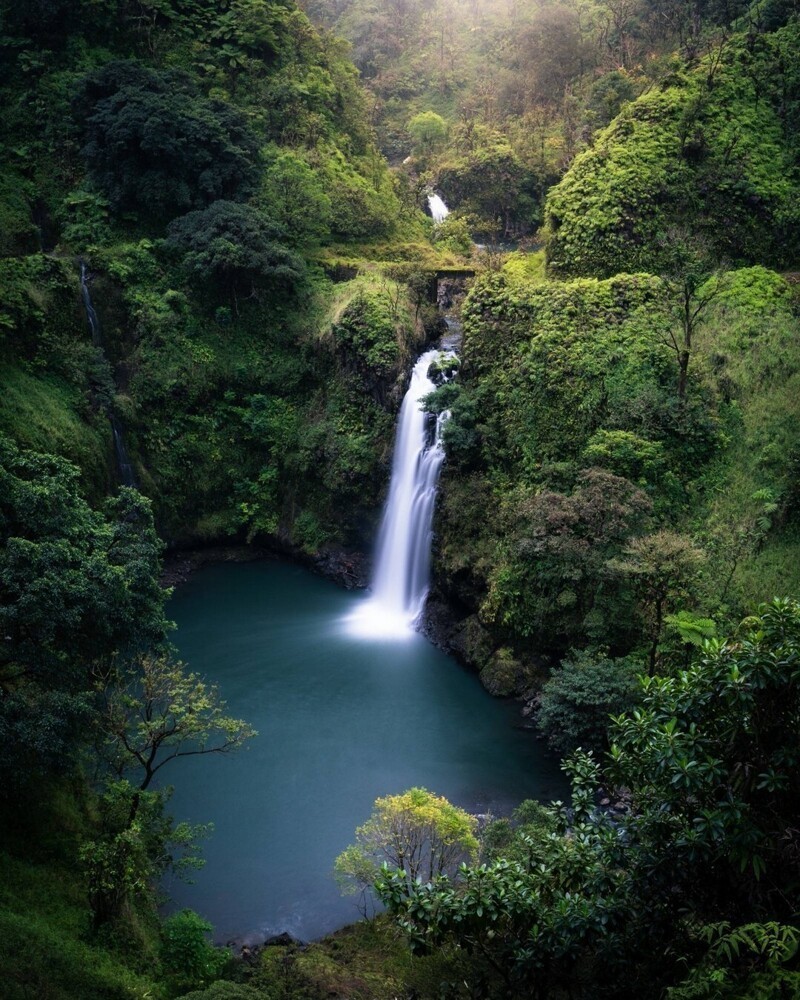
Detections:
[438, 134, 541, 237]
[407, 111, 447, 155]
[695, 267, 800, 608]
[161, 910, 228, 997]
[432, 263, 800, 671]
[431, 215, 472, 255]
[479, 799, 557, 865]
[335, 787, 479, 898]
[331, 283, 407, 380]
[0, 363, 111, 499]
[0, 443, 167, 682]
[664, 610, 717, 648]
[536, 648, 643, 755]
[0, 170, 39, 256]
[100, 653, 257, 791]
[80, 779, 206, 932]
[321, 148, 400, 241]
[481, 468, 653, 650]
[0, 850, 161, 1000]
[259, 150, 333, 247]
[176, 985, 262, 1000]
[167, 201, 306, 307]
[545, 23, 800, 276]
[377, 600, 800, 999]
[77, 62, 261, 221]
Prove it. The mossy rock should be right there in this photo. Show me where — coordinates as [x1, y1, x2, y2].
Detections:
[479, 647, 530, 697]
[450, 614, 494, 671]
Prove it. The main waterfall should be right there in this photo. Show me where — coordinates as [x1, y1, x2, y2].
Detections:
[347, 349, 451, 639]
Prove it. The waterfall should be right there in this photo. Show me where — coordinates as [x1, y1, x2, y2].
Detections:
[79, 262, 138, 489]
[80, 261, 101, 347]
[347, 349, 453, 639]
[428, 193, 450, 225]
[111, 418, 137, 488]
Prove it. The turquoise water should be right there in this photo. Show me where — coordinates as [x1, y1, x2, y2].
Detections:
[165, 560, 565, 942]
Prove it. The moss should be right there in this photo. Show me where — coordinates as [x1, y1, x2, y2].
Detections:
[0, 364, 111, 500]
[450, 614, 495, 671]
[545, 23, 800, 277]
[248, 918, 474, 1000]
[480, 646, 530, 696]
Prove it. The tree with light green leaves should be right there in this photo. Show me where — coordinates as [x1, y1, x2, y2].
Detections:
[376, 600, 800, 999]
[407, 111, 448, 155]
[100, 654, 257, 794]
[335, 787, 479, 899]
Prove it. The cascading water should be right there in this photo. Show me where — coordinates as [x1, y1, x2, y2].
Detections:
[347, 349, 453, 639]
[80, 261, 101, 347]
[428, 193, 450, 224]
[79, 262, 138, 489]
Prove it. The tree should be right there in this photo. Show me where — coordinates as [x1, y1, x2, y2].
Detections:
[482, 468, 653, 650]
[88, 655, 255, 929]
[657, 228, 727, 400]
[335, 787, 479, 899]
[0, 439, 168, 688]
[80, 778, 207, 931]
[160, 910, 229, 995]
[407, 111, 447, 155]
[610, 529, 706, 673]
[259, 151, 333, 247]
[77, 62, 260, 220]
[167, 201, 305, 311]
[0, 436, 169, 792]
[376, 600, 800, 998]
[100, 654, 256, 795]
[536, 648, 643, 755]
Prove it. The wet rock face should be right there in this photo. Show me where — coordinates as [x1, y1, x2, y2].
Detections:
[161, 543, 370, 592]
[422, 592, 550, 700]
[311, 546, 370, 589]
[420, 597, 493, 674]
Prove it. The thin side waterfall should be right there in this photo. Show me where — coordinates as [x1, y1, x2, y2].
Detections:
[79, 262, 138, 489]
[428, 193, 450, 224]
[80, 261, 101, 347]
[347, 349, 453, 639]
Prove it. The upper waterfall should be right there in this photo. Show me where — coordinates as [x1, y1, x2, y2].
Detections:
[428, 193, 450, 224]
[347, 349, 452, 639]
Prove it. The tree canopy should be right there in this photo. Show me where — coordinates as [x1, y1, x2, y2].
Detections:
[167, 200, 306, 306]
[78, 62, 261, 220]
[377, 600, 800, 998]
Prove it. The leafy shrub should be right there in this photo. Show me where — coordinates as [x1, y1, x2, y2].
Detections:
[167, 201, 305, 307]
[161, 910, 228, 996]
[77, 62, 260, 221]
[536, 648, 643, 755]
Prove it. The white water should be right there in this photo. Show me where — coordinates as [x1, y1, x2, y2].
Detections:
[347, 350, 452, 639]
[428, 193, 450, 224]
[80, 261, 101, 347]
[79, 261, 138, 488]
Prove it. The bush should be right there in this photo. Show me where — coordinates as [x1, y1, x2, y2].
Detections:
[78, 62, 260, 221]
[161, 910, 228, 996]
[536, 648, 643, 756]
[167, 201, 305, 307]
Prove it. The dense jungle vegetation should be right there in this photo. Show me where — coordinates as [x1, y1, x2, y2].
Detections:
[1, 0, 799, 994]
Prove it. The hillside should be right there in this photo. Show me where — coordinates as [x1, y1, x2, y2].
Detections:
[1, 0, 799, 997]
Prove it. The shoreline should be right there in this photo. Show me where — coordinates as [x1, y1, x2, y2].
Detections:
[160, 539, 371, 592]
